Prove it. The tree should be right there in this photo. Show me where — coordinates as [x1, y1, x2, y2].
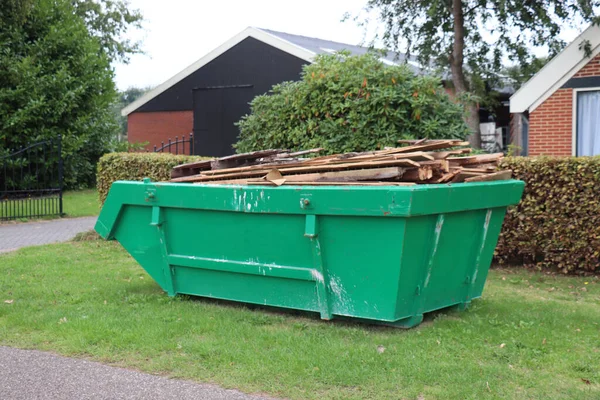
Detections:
[0, 0, 143, 188]
[236, 52, 470, 154]
[505, 57, 548, 91]
[72, 0, 143, 63]
[360, 1, 600, 147]
[113, 86, 153, 138]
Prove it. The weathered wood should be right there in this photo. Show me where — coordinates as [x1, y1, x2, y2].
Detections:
[173, 159, 421, 183]
[464, 170, 512, 182]
[282, 167, 405, 183]
[245, 181, 417, 186]
[210, 149, 287, 170]
[401, 166, 433, 181]
[426, 148, 472, 159]
[447, 153, 503, 166]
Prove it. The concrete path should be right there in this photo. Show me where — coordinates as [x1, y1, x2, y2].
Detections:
[0, 346, 270, 400]
[0, 216, 97, 253]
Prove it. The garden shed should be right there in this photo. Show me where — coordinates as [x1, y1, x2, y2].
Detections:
[122, 27, 420, 157]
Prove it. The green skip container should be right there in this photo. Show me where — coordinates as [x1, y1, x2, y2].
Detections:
[95, 179, 524, 328]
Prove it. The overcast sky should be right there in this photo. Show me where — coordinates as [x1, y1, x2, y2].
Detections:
[113, 1, 585, 91]
[114, 0, 372, 90]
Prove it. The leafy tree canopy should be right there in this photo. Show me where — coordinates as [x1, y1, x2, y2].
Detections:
[0, 0, 143, 188]
[235, 52, 470, 154]
[357, 1, 600, 145]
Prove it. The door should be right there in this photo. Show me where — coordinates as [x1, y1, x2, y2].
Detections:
[193, 85, 254, 157]
[576, 90, 600, 156]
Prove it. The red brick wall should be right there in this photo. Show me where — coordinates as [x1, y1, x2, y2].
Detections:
[127, 111, 193, 151]
[528, 89, 573, 156]
[527, 53, 600, 156]
[574, 53, 600, 77]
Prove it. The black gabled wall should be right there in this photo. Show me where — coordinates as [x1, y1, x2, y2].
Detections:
[137, 37, 308, 113]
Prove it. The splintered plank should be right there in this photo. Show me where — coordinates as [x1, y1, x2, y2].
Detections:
[426, 148, 472, 159]
[447, 153, 503, 166]
[280, 148, 324, 157]
[210, 149, 288, 170]
[323, 151, 435, 164]
[281, 167, 405, 183]
[386, 140, 470, 154]
[428, 168, 462, 184]
[464, 170, 513, 182]
[401, 166, 434, 181]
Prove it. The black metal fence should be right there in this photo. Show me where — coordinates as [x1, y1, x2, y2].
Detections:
[0, 136, 63, 221]
[153, 133, 194, 155]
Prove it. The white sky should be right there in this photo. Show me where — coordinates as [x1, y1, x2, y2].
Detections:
[114, 0, 371, 90]
[113, 0, 585, 91]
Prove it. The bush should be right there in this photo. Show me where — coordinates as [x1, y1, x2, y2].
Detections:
[496, 156, 600, 274]
[235, 52, 470, 154]
[97, 152, 206, 204]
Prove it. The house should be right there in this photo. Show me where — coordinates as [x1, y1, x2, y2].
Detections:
[510, 24, 600, 156]
[123, 27, 422, 157]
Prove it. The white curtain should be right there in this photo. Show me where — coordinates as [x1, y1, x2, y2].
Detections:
[577, 90, 600, 156]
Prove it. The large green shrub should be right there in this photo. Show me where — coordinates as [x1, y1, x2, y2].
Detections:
[97, 153, 206, 204]
[496, 157, 600, 274]
[235, 52, 470, 154]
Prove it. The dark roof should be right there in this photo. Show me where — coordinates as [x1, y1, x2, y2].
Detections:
[258, 28, 425, 74]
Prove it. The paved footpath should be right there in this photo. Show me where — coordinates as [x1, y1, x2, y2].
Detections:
[0, 347, 270, 400]
[0, 216, 97, 253]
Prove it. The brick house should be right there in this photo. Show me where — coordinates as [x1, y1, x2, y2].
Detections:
[122, 27, 423, 157]
[510, 24, 600, 156]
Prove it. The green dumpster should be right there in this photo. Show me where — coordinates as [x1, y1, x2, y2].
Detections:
[95, 179, 524, 328]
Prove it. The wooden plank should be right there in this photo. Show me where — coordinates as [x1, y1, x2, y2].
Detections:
[385, 140, 470, 155]
[281, 167, 405, 183]
[172, 159, 214, 170]
[447, 153, 503, 166]
[210, 149, 287, 170]
[426, 148, 472, 159]
[282, 148, 324, 157]
[245, 181, 417, 186]
[172, 159, 420, 183]
[464, 170, 512, 182]
[451, 171, 486, 183]
[323, 151, 435, 164]
[401, 166, 433, 181]
[429, 168, 462, 183]
[462, 167, 498, 173]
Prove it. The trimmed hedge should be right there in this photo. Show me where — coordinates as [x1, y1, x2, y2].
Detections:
[496, 156, 600, 275]
[97, 152, 206, 204]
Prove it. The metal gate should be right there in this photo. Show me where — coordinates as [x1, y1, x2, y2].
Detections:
[0, 136, 63, 221]
[153, 133, 194, 155]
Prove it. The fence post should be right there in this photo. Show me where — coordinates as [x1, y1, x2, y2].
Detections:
[189, 132, 194, 155]
[57, 134, 64, 216]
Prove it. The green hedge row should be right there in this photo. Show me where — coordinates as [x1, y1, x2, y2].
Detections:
[496, 156, 600, 274]
[97, 152, 206, 204]
[97, 152, 600, 274]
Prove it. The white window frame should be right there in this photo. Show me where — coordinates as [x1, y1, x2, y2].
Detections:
[571, 87, 600, 156]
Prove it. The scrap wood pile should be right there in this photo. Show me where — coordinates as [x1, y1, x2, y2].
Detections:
[170, 140, 512, 186]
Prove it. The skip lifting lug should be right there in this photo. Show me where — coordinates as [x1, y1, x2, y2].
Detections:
[144, 177, 157, 202]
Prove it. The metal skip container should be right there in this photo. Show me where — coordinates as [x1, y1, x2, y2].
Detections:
[95, 179, 524, 328]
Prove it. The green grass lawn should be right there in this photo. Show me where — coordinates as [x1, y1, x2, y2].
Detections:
[0, 189, 99, 221]
[62, 189, 100, 217]
[0, 240, 598, 399]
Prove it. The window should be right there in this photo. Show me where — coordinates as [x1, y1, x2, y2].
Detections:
[576, 89, 600, 156]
